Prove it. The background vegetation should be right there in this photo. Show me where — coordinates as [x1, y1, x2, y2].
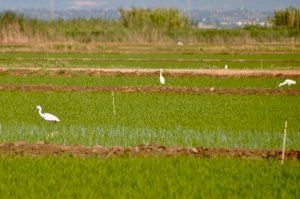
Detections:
[273, 7, 300, 28]
[0, 8, 299, 44]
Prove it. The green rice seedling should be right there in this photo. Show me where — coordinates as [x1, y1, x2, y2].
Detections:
[0, 156, 299, 198]
[0, 52, 299, 69]
[0, 91, 298, 149]
[0, 75, 299, 89]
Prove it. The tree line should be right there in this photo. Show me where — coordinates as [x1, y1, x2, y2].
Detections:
[0, 7, 299, 44]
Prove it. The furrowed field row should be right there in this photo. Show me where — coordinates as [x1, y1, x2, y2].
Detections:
[1, 67, 299, 77]
[2, 48, 300, 55]
[1, 58, 300, 62]
[1, 157, 299, 198]
[0, 91, 299, 148]
[1, 52, 300, 60]
[0, 84, 299, 95]
[1, 44, 300, 54]
[1, 61, 298, 69]
[1, 142, 299, 160]
[0, 75, 299, 89]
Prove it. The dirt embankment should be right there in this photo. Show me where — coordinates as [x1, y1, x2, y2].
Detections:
[1, 42, 300, 54]
[0, 142, 299, 160]
[1, 67, 300, 77]
[0, 84, 299, 95]
[2, 57, 300, 62]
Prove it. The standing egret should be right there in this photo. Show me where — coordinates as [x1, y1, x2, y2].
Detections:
[36, 105, 60, 122]
[159, 69, 165, 85]
[278, 79, 296, 87]
[224, 64, 228, 69]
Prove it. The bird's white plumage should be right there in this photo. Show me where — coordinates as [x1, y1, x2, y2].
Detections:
[36, 105, 60, 122]
[159, 69, 165, 85]
[224, 64, 228, 69]
[278, 79, 296, 87]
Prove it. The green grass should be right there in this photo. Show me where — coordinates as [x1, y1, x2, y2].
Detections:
[0, 156, 299, 198]
[0, 91, 299, 149]
[1, 74, 299, 89]
[0, 52, 299, 69]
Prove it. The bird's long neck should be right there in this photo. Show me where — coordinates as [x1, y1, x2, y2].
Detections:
[160, 71, 162, 76]
[38, 109, 43, 117]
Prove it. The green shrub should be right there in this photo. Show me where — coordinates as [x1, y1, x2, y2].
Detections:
[272, 7, 300, 28]
[0, 9, 299, 43]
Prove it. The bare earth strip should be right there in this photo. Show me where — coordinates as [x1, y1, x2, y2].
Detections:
[0, 84, 299, 95]
[1, 67, 300, 77]
[1, 43, 300, 54]
[1, 58, 300, 63]
[0, 142, 299, 160]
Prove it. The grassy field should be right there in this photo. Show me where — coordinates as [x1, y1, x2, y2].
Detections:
[0, 156, 299, 198]
[0, 90, 299, 149]
[0, 44, 299, 198]
[0, 8, 299, 198]
[0, 52, 299, 69]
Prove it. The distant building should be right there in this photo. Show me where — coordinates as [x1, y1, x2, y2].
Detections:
[197, 22, 217, 29]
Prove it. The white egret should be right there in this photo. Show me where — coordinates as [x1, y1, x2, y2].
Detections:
[224, 64, 228, 69]
[36, 105, 60, 122]
[177, 41, 184, 46]
[278, 79, 296, 87]
[159, 69, 165, 85]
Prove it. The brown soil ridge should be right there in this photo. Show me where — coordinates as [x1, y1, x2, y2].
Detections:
[1, 42, 300, 54]
[2, 49, 300, 55]
[1, 67, 300, 77]
[0, 142, 299, 159]
[1, 58, 300, 62]
[0, 84, 299, 95]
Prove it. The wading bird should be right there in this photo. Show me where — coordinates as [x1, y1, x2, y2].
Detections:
[225, 64, 228, 69]
[36, 105, 60, 122]
[177, 41, 184, 46]
[159, 69, 165, 85]
[278, 79, 296, 87]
